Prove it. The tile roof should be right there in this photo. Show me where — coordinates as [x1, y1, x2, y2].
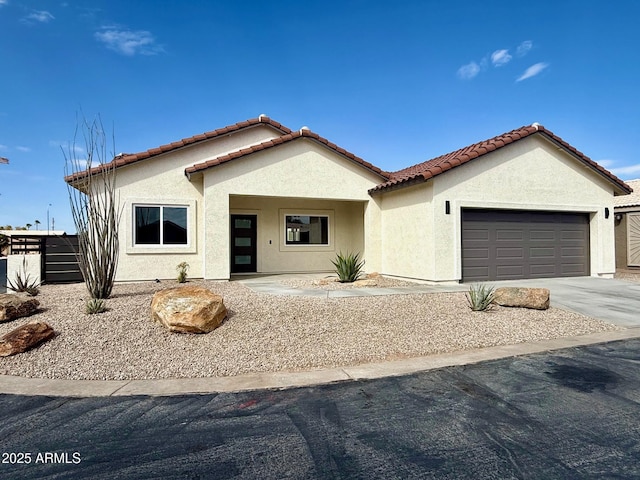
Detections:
[65, 115, 292, 184]
[184, 128, 391, 179]
[369, 124, 632, 195]
[614, 179, 640, 208]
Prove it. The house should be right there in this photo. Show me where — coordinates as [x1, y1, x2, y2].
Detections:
[614, 179, 640, 269]
[65, 116, 631, 283]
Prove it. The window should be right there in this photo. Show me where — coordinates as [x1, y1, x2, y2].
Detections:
[285, 215, 328, 245]
[135, 205, 188, 245]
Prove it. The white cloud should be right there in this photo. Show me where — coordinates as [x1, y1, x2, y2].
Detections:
[95, 27, 163, 56]
[0, 144, 7, 150]
[0, 0, 8, 6]
[23, 10, 55, 23]
[596, 159, 615, 168]
[49, 140, 84, 154]
[611, 164, 640, 177]
[516, 62, 549, 82]
[15, 146, 31, 152]
[491, 49, 512, 67]
[517, 40, 533, 57]
[457, 61, 480, 80]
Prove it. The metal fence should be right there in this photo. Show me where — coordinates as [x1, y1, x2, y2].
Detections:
[9, 235, 83, 284]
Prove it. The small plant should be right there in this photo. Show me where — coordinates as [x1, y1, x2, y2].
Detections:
[6, 256, 40, 296]
[331, 251, 364, 283]
[176, 262, 190, 283]
[85, 298, 107, 314]
[466, 283, 496, 311]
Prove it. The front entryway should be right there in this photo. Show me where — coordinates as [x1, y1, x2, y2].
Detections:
[230, 214, 257, 273]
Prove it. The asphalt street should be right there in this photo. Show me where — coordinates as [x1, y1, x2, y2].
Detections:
[1, 339, 640, 479]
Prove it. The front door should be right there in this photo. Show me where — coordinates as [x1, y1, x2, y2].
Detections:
[230, 214, 257, 273]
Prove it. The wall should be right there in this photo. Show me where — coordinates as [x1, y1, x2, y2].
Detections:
[379, 183, 434, 279]
[110, 124, 284, 281]
[201, 139, 384, 279]
[6, 254, 41, 291]
[430, 135, 616, 281]
[615, 214, 628, 268]
[230, 196, 365, 273]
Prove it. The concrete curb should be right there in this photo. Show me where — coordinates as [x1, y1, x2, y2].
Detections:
[2, 327, 639, 398]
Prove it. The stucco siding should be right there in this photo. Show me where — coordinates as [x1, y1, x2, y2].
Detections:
[379, 183, 434, 279]
[202, 139, 383, 278]
[615, 214, 628, 268]
[431, 135, 616, 281]
[230, 196, 364, 274]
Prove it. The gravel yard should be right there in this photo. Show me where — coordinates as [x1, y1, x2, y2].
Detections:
[0, 279, 619, 381]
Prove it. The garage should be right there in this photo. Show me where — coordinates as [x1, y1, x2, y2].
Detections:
[461, 209, 590, 282]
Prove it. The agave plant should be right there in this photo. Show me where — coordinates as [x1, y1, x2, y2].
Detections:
[466, 283, 496, 311]
[6, 256, 40, 296]
[331, 251, 365, 283]
[85, 298, 107, 314]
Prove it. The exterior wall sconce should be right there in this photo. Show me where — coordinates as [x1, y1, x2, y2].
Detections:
[445, 201, 450, 215]
[605, 207, 610, 219]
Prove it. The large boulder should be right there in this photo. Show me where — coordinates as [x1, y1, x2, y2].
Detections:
[0, 293, 40, 323]
[151, 286, 227, 334]
[0, 321, 55, 356]
[493, 287, 550, 310]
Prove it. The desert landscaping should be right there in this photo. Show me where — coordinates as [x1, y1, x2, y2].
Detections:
[0, 276, 621, 381]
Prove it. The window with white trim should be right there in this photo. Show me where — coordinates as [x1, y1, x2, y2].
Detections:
[285, 215, 329, 245]
[134, 205, 188, 246]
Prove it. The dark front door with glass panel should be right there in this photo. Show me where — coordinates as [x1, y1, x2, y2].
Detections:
[230, 214, 257, 273]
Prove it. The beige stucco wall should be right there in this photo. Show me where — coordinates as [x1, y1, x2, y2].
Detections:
[201, 139, 384, 278]
[230, 196, 364, 273]
[378, 183, 434, 279]
[615, 213, 628, 268]
[6, 254, 41, 290]
[112, 125, 284, 281]
[429, 135, 616, 281]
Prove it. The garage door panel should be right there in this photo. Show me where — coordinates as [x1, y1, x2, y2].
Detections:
[496, 247, 524, 259]
[462, 209, 590, 282]
[496, 230, 524, 241]
[464, 229, 490, 240]
[529, 247, 556, 258]
[529, 264, 557, 276]
[496, 265, 525, 278]
[530, 229, 556, 241]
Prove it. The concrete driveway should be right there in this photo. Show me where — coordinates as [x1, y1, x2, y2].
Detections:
[488, 276, 640, 327]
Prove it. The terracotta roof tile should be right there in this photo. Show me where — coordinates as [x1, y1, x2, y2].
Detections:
[614, 179, 640, 208]
[368, 124, 632, 195]
[184, 129, 390, 179]
[65, 116, 292, 183]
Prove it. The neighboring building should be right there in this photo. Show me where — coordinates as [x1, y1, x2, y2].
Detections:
[65, 116, 631, 283]
[614, 179, 640, 269]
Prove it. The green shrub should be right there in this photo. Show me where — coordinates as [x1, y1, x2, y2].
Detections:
[466, 283, 496, 311]
[85, 298, 107, 315]
[331, 251, 364, 283]
[6, 256, 40, 296]
[176, 262, 189, 283]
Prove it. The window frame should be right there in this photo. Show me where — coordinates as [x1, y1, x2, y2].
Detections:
[283, 213, 331, 247]
[133, 203, 190, 248]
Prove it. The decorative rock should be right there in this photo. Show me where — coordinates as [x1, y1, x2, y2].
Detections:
[353, 279, 378, 287]
[366, 272, 381, 279]
[151, 286, 227, 334]
[0, 293, 40, 323]
[493, 287, 550, 310]
[316, 278, 339, 286]
[0, 322, 55, 356]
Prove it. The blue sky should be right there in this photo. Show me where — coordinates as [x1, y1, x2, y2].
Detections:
[1, 0, 639, 233]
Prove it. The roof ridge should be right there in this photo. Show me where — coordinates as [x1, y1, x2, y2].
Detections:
[185, 128, 390, 179]
[369, 125, 631, 195]
[65, 116, 292, 183]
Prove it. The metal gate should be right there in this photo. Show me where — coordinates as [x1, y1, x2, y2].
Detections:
[42, 235, 83, 284]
